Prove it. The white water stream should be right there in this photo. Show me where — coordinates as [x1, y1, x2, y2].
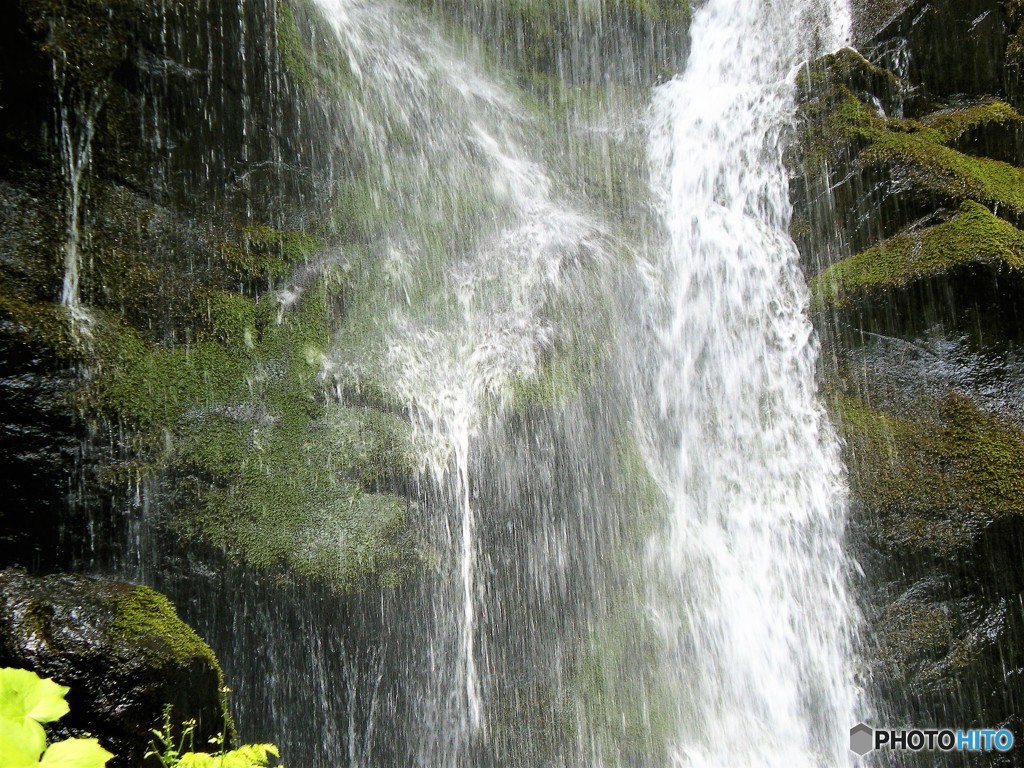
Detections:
[646, 0, 859, 765]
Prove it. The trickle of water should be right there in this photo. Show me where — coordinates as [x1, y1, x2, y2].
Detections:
[645, 0, 859, 765]
[55, 73, 105, 334]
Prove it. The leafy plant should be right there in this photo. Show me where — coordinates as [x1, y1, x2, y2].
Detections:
[0, 667, 113, 768]
[146, 707, 282, 768]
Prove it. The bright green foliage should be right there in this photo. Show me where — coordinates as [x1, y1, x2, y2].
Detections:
[0, 668, 71, 725]
[148, 708, 281, 768]
[177, 744, 280, 768]
[36, 739, 116, 768]
[812, 201, 1024, 308]
[0, 668, 113, 768]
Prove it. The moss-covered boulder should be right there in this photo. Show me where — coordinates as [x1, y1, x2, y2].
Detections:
[811, 200, 1024, 311]
[0, 570, 227, 767]
[836, 391, 1024, 556]
[794, 49, 1024, 255]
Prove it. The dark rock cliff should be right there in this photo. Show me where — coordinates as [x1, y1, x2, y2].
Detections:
[0, 0, 420, 585]
[793, 0, 1024, 760]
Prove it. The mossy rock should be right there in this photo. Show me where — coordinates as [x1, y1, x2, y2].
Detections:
[811, 200, 1024, 310]
[833, 391, 1024, 556]
[796, 47, 905, 116]
[795, 48, 1024, 255]
[0, 570, 227, 768]
[924, 100, 1022, 143]
[76, 266, 418, 587]
[800, 74, 1024, 214]
[860, 129, 1024, 222]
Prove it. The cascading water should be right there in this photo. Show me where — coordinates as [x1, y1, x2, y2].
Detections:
[36, 0, 874, 764]
[311, 0, 615, 760]
[644, 0, 860, 764]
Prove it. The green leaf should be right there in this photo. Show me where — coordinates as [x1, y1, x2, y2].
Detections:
[0, 715, 47, 765]
[178, 744, 281, 768]
[38, 738, 114, 768]
[0, 668, 71, 724]
[178, 753, 218, 768]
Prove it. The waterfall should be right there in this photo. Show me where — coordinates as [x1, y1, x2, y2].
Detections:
[312, 0, 613, 760]
[38, 0, 872, 763]
[645, 0, 859, 765]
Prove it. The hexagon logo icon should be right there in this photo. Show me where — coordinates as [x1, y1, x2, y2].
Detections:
[850, 722, 874, 755]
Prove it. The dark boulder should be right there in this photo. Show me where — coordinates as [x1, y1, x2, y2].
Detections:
[0, 570, 228, 767]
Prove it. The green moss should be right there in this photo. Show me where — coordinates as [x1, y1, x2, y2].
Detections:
[570, 606, 676, 762]
[221, 225, 325, 282]
[921, 98, 1024, 144]
[795, 71, 887, 173]
[74, 263, 418, 587]
[797, 47, 901, 99]
[87, 327, 253, 430]
[206, 292, 263, 348]
[508, 343, 605, 409]
[797, 51, 1024, 220]
[0, 295, 77, 354]
[276, 0, 356, 97]
[862, 132, 1024, 217]
[812, 201, 1024, 309]
[112, 586, 222, 672]
[832, 391, 1024, 554]
[277, 1, 316, 91]
[111, 585, 233, 736]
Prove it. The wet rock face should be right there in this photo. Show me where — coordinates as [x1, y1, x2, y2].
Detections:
[0, 570, 226, 767]
[864, 0, 1009, 100]
[793, 0, 1024, 756]
[0, 0, 421, 585]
